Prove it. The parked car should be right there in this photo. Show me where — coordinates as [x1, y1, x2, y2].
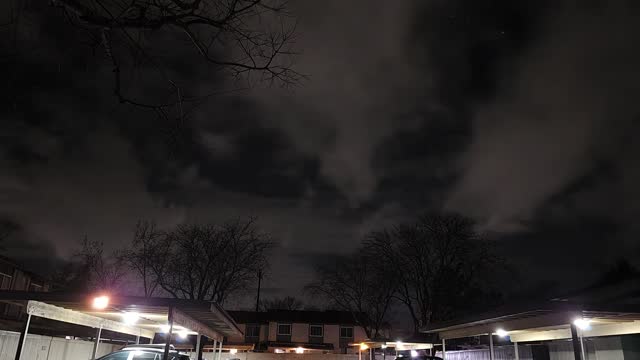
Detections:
[97, 344, 191, 360]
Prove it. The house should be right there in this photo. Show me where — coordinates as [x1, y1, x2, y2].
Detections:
[0, 255, 49, 320]
[226, 309, 369, 354]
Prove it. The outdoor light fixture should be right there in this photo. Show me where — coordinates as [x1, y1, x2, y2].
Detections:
[395, 341, 403, 348]
[495, 329, 509, 337]
[92, 295, 110, 310]
[160, 325, 171, 333]
[360, 343, 369, 351]
[178, 330, 189, 339]
[296, 347, 305, 354]
[230, 349, 238, 354]
[381, 344, 388, 349]
[122, 312, 140, 325]
[574, 318, 591, 331]
[410, 350, 419, 358]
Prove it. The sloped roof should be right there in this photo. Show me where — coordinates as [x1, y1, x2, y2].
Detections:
[228, 310, 365, 325]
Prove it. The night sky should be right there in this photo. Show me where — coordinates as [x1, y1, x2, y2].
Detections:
[2, 0, 640, 305]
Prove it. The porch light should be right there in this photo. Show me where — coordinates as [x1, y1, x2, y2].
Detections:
[230, 349, 238, 354]
[360, 343, 369, 351]
[574, 318, 591, 331]
[92, 295, 110, 310]
[122, 312, 140, 325]
[296, 347, 305, 354]
[495, 329, 508, 337]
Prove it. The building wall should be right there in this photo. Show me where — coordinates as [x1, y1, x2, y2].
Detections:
[291, 323, 309, 343]
[324, 325, 339, 351]
[269, 322, 278, 342]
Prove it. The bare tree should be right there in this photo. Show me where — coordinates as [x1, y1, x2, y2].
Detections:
[307, 252, 396, 339]
[130, 217, 273, 303]
[119, 220, 163, 297]
[69, 236, 128, 292]
[364, 213, 503, 333]
[260, 296, 303, 311]
[49, 0, 302, 115]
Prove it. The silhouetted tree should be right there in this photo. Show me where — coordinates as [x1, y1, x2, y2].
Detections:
[307, 252, 396, 339]
[53, 236, 127, 292]
[48, 0, 302, 115]
[119, 220, 163, 297]
[260, 296, 304, 311]
[127, 217, 273, 303]
[364, 213, 503, 333]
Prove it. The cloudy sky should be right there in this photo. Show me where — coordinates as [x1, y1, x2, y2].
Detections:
[1, 0, 640, 305]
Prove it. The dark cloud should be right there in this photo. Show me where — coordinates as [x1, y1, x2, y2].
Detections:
[2, 0, 640, 302]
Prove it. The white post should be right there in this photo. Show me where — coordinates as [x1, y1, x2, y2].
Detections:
[16, 313, 32, 360]
[514, 342, 519, 360]
[359, 349, 362, 360]
[580, 334, 586, 360]
[91, 326, 103, 360]
[442, 339, 446, 360]
[217, 338, 224, 360]
[489, 332, 495, 360]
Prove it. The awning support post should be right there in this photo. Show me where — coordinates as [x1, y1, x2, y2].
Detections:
[195, 334, 202, 360]
[136, 335, 140, 345]
[91, 325, 103, 360]
[370, 347, 373, 360]
[163, 306, 175, 360]
[216, 337, 223, 360]
[14, 313, 32, 360]
[489, 332, 495, 360]
[579, 332, 586, 360]
[442, 339, 446, 360]
[570, 323, 583, 360]
[514, 342, 519, 360]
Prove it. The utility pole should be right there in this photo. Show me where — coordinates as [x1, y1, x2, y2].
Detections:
[255, 269, 263, 312]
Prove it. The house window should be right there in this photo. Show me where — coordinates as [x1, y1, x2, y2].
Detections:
[309, 325, 323, 337]
[277, 324, 292, 335]
[339, 326, 353, 338]
[0, 273, 12, 290]
[245, 324, 260, 338]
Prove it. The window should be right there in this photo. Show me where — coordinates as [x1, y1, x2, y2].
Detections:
[339, 326, 353, 338]
[246, 324, 260, 337]
[277, 324, 292, 335]
[309, 325, 323, 337]
[245, 324, 260, 342]
[0, 273, 12, 290]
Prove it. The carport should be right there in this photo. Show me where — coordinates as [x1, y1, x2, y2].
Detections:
[0, 291, 242, 360]
[422, 302, 640, 360]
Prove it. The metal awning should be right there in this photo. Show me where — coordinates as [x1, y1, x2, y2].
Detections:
[0, 291, 242, 340]
[421, 301, 640, 341]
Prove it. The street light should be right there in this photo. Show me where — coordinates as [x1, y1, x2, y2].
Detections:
[92, 295, 109, 310]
